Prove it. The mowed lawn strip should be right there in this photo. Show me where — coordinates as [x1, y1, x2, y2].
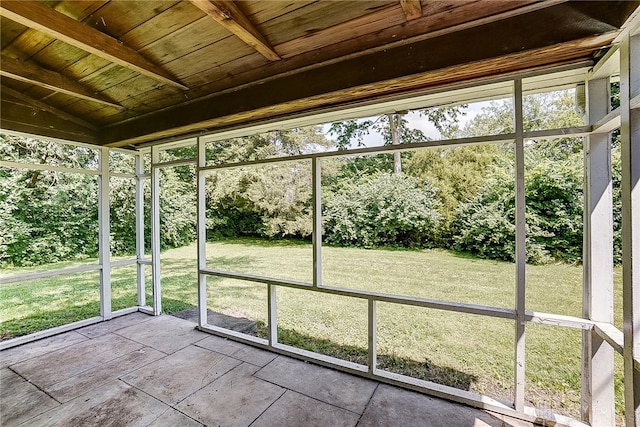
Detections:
[0, 238, 624, 420]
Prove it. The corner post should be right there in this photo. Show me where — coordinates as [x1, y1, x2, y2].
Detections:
[150, 146, 162, 315]
[135, 152, 145, 307]
[196, 138, 208, 327]
[513, 78, 526, 412]
[98, 147, 112, 319]
[581, 77, 615, 425]
[621, 31, 640, 426]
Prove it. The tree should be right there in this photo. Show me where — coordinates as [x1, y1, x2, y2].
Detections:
[453, 150, 584, 264]
[328, 106, 465, 175]
[0, 134, 198, 266]
[448, 90, 590, 263]
[406, 144, 504, 244]
[0, 134, 100, 266]
[205, 126, 332, 239]
[388, 113, 403, 174]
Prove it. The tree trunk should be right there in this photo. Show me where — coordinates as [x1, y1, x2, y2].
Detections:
[388, 113, 402, 174]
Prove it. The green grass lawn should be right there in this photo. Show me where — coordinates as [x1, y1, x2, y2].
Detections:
[0, 238, 625, 421]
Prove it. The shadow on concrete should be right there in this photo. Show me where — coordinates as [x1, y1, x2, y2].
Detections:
[170, 306, 257, 334]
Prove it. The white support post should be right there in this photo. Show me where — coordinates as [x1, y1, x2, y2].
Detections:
[135, 153, 145, 307]
[268, 284, 277, 346]
[197, 138, 208, 326]
[98, 147, 112, 319]
[621, 32, 640, 426]
[368, 299, 377, 374]
[151, 146, 162, 315]
[513, 78, 526, 412]
[312, 157, 322, 287]
[581, 77, 615, 425]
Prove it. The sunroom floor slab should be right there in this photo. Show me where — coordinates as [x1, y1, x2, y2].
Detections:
[0, 313, 535, 427]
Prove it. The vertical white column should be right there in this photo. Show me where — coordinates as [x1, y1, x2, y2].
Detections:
[151, 146, 162, 316]
[513, 78, 526, 412]
[312, 157, 322, 287]
[196, 138, 208, 327]
[267, 284, 277, 346]
[368, 299, 377, 374]
[135, 153, 145, 307]
[621, 32, 640, 426]
[581, 77, 615, 425]
[98, 147, 112, 319]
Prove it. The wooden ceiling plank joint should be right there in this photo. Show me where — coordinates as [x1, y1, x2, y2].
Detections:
[189, 0, 281, 61]
[0, 54, 123, 109]
[0, 0, 189, 90]
[400, 0, 423, 21]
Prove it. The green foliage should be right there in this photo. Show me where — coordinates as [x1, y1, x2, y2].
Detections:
[0, 135, 99, 267]
[329, 106, 465, 150]
[525, 153, 584, 262]
[406, 144, 504, 243]
[157, 165, 197, 249]
[451, 167, 517, 262]
[109, 176, 137, 255]
[205, 127, 330, 239]
[206, 163, 312, 238]
[0, 134, 196, 267]
[0, 169, 99, 266]
[453, 149, 584, 264]
[448, 90, 594, 264]
[323, 173, 440, 248]
[1, 88, 618, 266]
[612, 148, 622, 264]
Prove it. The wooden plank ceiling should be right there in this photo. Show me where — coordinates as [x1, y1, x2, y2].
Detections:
[0, 0, 638, 148]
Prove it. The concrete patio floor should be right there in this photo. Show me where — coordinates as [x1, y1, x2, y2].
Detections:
[1, 313, 536, 427]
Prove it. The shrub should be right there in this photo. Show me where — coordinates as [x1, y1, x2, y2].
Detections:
[453, 154, 584, 264]
[323, 173, 440, 248]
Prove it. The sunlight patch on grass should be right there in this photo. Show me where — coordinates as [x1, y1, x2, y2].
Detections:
[323, 246, 516, 308]
[207, 277, 267, 326]
[526, 324, 582, 418]
[377, 303, 514, 401]
[277, 288, 368, 359]
[0, 238, 626, 420]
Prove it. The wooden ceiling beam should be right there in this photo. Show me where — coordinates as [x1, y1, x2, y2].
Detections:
[0, 54, 123, 109]
[400, 0, 423, 21]
[0, 0, 188, 90]
[102, 0, 623, 146]
[189, 0, 281, 61]
[1, 97, 98, 144]
[1, 84, 99, 131]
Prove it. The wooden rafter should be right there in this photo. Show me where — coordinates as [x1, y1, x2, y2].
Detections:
[0, 0, 188, 90]
[0, 55, 122, 109]
[1, 97, 98, 143]
[400, 0, 423, 21]
[1, 84, 98, 131]
[102, 26, 615, 147]
[189, 0, 281, 61]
